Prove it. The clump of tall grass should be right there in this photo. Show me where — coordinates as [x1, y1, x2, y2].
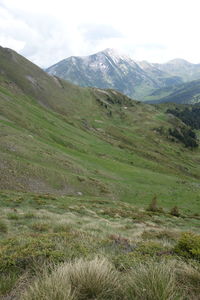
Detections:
[21, 268, 74, 300]
[67, 257, 121, 299]
[21, 257, 121, 300]
[126, 260, 181, 300]
[176, 261, 200, 299]
[0, 273, 18, 296]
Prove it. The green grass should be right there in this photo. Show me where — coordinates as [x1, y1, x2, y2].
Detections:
[1, 84, 200, 213]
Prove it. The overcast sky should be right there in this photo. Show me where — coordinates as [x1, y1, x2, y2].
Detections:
[0, 0, 200, 67]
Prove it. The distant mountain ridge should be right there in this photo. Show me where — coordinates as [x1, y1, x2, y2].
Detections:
[154, 58, 200, 81]
[146, 79, 200, 104]
[46, 49, 184, 100]
[46, 49, 200, 100]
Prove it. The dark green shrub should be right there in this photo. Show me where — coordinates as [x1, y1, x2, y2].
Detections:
[7, 213, 20, 220]
[174, 232, 200, 260]
[136, 241, 166, 256]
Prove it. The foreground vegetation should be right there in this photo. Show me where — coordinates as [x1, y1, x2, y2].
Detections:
[0, 191, 200, 299]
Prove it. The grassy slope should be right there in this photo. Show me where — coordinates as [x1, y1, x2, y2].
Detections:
[0, 46, 200, 214]
[0, 47, 200, 299]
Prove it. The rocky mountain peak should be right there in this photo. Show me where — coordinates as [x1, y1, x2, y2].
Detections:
[100, 48, 132, 63]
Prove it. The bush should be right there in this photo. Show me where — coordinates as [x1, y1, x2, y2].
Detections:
[0, 232, 98, 273]
[7, 213, 20, 220]
[174, 232, 200, 260]
[21, 257, 122, 300]
[135, 241, 166, 256]
[126, 260, 181, 300]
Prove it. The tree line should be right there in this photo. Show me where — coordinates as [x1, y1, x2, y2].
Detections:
[167, 106, 199, 149]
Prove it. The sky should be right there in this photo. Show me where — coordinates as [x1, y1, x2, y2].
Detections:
[0, 0, 200, 67]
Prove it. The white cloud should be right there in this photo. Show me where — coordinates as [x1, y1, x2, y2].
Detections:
[0, 0, 200, 67]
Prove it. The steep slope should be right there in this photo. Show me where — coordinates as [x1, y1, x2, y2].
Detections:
[46, 48, 182, 100]
[146, 79, 200, 104]
[0, 46, 200, 211]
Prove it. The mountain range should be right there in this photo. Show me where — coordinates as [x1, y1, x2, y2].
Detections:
[46, 48, 200, 101]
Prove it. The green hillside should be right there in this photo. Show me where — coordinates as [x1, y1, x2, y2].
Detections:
[1, 46, 200, 299]
[0, 46, 200, 211]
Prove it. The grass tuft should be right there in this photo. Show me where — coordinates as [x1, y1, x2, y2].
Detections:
[176, 261, 200, 299]
[21, 269, 75, 300]
[0, 273, 18, 296]
[30, 222, 50, 232]
[126, 260, 181, 300]
[21, 257, 121, 300]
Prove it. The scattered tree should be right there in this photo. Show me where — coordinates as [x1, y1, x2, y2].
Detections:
[170, 206, 180, 217]
[147, 195, 163, 213]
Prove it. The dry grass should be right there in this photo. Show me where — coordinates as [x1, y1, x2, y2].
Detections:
[21, 257, 122, 300]
[1, 198, 200, 299]
[176, 261, 200, 299]
[126, 260, 181, 300]
[21, 258, 200, 300]
[21, 269, 75, 300]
